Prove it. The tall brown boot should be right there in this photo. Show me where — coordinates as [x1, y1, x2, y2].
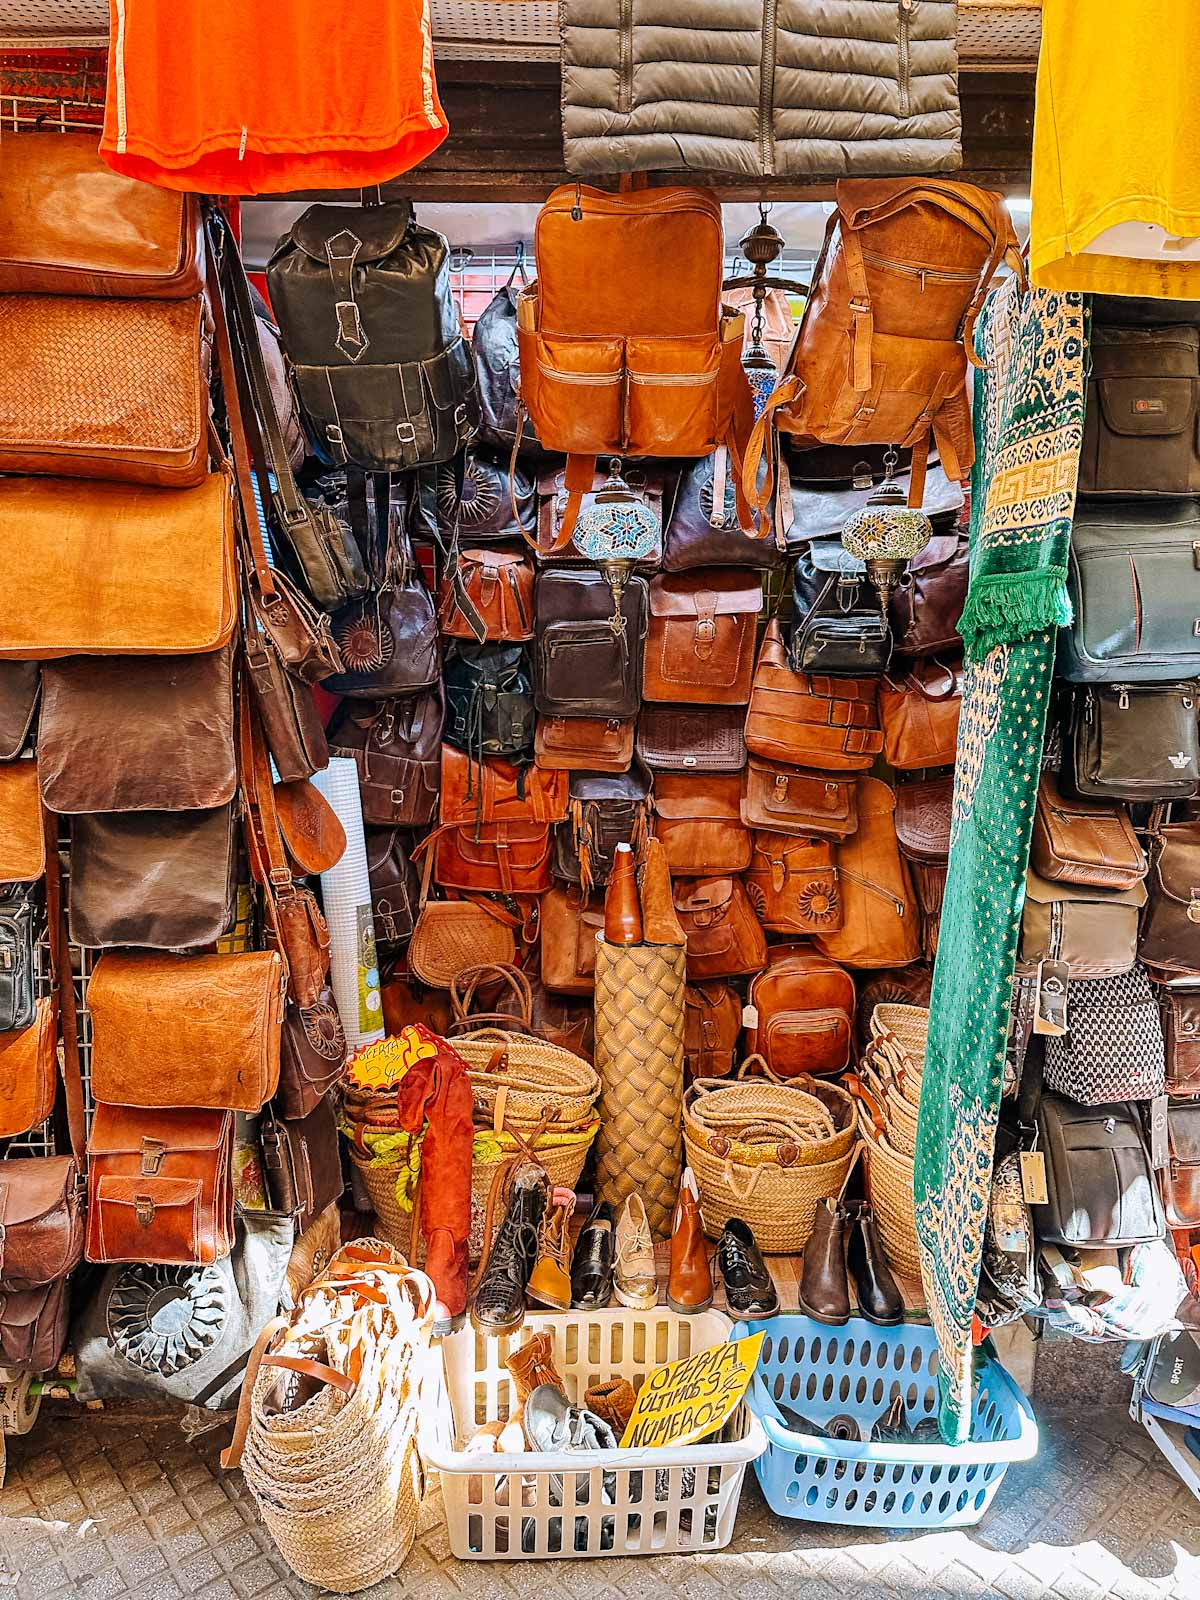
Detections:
[798, 1198, 851, 1326]
[667, 1168, 713, 1314]
[640, 838, 685, 946]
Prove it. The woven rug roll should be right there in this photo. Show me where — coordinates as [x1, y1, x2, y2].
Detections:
[593, 938, 686, 1239]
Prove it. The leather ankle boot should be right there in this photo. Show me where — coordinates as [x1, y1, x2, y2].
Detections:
[798, 1198, 850, 1326]
[667, 1168, 713, 1314]
[846, 1200, 903, 1326]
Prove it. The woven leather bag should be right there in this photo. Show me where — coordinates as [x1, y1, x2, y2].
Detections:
[745, 620, 882, 771]
[1140, 821, 1200, 979]
[1161, 989, 1200, 1096]
[814, 778, 921, 969]
[643, 570, 761, 705]
[684, 981, 742, 1082]
[438, 548, 534, 641]
[741, 756, 858, 839]
[653, 773, 751, 876]
[744, 832, 842, 938]
[672, 876, 767, 980]
[894, 775, 952, 961]
[1021, 869, 1147, 979]
[1031, 773, 1146, 891]
[534, 715, 634, 773]
[1044, 966, 1166, 1105]
[539, 887, 604, 995]
[327, 690, 442, 829]
[879, 659, 962, 770]
[408, 897, 518, 991]
[745, 951, 856, 1079]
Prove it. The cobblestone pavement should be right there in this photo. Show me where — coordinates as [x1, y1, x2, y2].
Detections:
[0, 1403, 1197, 1600]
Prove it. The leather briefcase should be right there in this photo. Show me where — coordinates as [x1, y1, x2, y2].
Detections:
[39, 649, 236, 814]
[365, 828, 420, 952]
[438, 547, 535, 641]
[0, 886, 37, 1032]
[0, 761, 46, 883]
[879, 659, 962, 770]
[745, 950, 856, 1078]
[278, 987, 347, 1121]
[1030, 773, 1146, 890]
[0, 999, 56, 1142]
[744, 832, 842, 937]
[539, 887, 604, 995]
[894, 775, 953, 961]
[439, 747, 567, 827]
[672, 875, 767, 980]
[741, 755, 858, 839]
[89, 951, 285, 1113]
[664, 451, 786, 571]
[69, 806, 238, 951]
[684, 981, 742, 1081]
[534, 715, 634, 773]
[0, 473, 237, 660]
[1020, 869, 1147, 978]
[1078, 323, 1200, 497]
[790, 539, 892, 676]
[259, 1095, 344, 1230]
[0, 663, 40, 760]
[1163, 1099, 1200, 1228]
[643, 570, 761, 705]
[327, 689, 443, 828]
[554, 766, 654, 891]
[814, 777, 921, 969]
[636, 705, 747, 773]
[534, 568, 648, 718]
[0, 1156, 85, 1291]
[1161, 987, 1200, 1095]
[1140, 822, 1200, 979]
[653, 773, 751, 876]
[0, 1276, 70, 1375]
[745, 620, 882, 771]
[1033, 1092, 1165, 1249]
[86, 1104, 236, 1267]
[1065, 682, 1199, 803]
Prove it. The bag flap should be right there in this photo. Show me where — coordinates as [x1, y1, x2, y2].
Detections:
[894, 777, 953, 859]
[804, 539, 867, 578]
[0, 1278, 62, 1330]
[287, 202, 415, 266]
[88, 1103, 231, 1158]
[0, 1155, 76, 1229]
[439, 746, 567, 825]
[648, 572, 763, 619]
[653, 773, 743, 822]
[1153, 826, 1200, 906]
[905, 532, 966, 577]
[0, 761, 44, 881]
[1091, 325, 1199, 437]
[857, 775, 899, 822]
[1024, 869, 1148, 908]
[747, 758, 855, 824]
[95, 1175, 203, 1207]
[1169, 1101, 1200, 1164]
[442, 822, 552, 865]
[673, 876, 734, 914]
[568, 769, 652, 803]
[1095, 374, 1198, 438]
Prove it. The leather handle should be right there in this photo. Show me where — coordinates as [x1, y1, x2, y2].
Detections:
[221, 1313, 290, 1470]
[259, 1353, 356, 1395]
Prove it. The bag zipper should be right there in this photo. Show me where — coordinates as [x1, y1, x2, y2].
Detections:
[759, 0, 778, 177]
[841, 867, 906, 916]
[627, 369, 717, 387]
[898, 0, 914, 119]
[860, 248, 981, 289]
[618, 0, 634, 115]
[536, 361, 622, 386]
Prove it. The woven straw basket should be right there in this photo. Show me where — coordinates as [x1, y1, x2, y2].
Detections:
[870, 1003, 929, 1093]
[453, 1027, 601, 1132]
[851, 1089, 922, 1279]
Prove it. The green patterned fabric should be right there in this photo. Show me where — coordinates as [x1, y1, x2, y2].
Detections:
[914, 281, 1086, 1444]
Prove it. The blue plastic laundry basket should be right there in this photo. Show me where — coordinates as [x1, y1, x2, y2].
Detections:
[739, 1315, 1038, 1530]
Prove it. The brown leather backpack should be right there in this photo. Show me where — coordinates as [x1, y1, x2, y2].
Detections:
[438, 548, 534, 642]
[684, 981, 742, 1082]
[744, 950, 856, 1079]
[894, 775, 953, 961]
[745, 619, 882, 771]
[814, 777, 921, 969]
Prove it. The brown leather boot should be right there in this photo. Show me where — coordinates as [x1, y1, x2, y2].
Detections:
[505, 1330, 564, 1405]
[584, 1377, 637, 1436]
[640, 838, 685, 946]
[667, 1168, 713, 1314]
[798, 1199, 851, 1326]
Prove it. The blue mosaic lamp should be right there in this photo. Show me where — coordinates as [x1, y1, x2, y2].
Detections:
[573, 457, 659, 629]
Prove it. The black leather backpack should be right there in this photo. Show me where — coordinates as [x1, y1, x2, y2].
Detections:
[267, 200, 479, 472]
[790, 538, 892, 676]
[443, 643, 535, 762]
[471, 269, 541, 458]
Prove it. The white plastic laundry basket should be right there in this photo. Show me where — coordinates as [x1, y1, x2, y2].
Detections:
[422, 1309, 767, 1560]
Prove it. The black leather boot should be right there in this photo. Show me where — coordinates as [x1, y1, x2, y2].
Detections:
[470, 1164, 548, 1335]
[846, 1200, 903, 1326]
[798, 1198, 850, 1326]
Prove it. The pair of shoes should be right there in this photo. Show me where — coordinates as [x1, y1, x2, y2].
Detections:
[559, 1194, 660, 1312]
[716, 1217, 779, 1319]
[798, 1198, 903, 1327]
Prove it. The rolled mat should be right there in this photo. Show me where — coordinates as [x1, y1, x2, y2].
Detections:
[593, 937, 686, 1239]
[310, 757, 385, 1052]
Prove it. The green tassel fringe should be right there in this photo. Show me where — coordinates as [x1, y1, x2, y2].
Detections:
[957, 567, 1073, 664]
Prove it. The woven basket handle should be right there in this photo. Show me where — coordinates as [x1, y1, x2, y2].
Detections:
[220, 1314, 290, 1471]
[844, 1072, 887, 1139]
[737, 1052, 782, 1083]
[259, 1353, 356, 1395]
[450, 963, 534, 1029]
[722, 1159, 763, 1203]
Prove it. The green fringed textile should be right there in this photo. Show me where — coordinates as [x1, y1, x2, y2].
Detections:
[914, 282, 1086, 1445]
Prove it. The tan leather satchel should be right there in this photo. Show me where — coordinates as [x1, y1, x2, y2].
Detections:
[539, 886, 604, 995]
[0, 761, 46, 882]
[0, 999, 56, 1142]
[534, 715, 634, 773]
[89, 951, 285, 1114]
[438, 548, 535, 641]
[643, 571, 762, 705]
[673, 875, 767, 980]
[684, 982, 742, 1081]
[653, 773, 752, 876]
[745, 619, 882, 771]
[741, 755, 858, 839]
[0, 472, 237, 660]
[744, 831, 842, 937]
[814, 777, 921, 968]
[1031, 773, 1147, 891]
[879, 659, 963, 770]
[745, 951, 856, 1078]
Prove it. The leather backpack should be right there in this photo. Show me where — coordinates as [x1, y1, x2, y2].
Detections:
[1078, 323, 1200, 497]
[744, 950, 856, 1079]
[652, 773, 751, 876]
[1140, 820, 1200, 980]
[553, 766, 653, 892]
[518, 184, 754, 545]
[745, 620, 882, 771]
[744, 832, 842, 938]
[267, 199, 479, 471]
[894, 775, 952, 962]
[438, 748, 567, 829]
[879, 659, 962, 770]
[1064, 682, 1199, 803]
[636, 705, 747, 773]
[327, 687, 443, 829]
[472, 268, 542, 458]
[644, 571, 761, 705]
[814, 777, 921, 969]
[437, 548, 534, 642]
[672, 876, 767, 980]
[790, 540, 892, 676]
[365, 827, 420, 952]
[684, 981, 742, 1082]
[443, 643, 536, 762]
[534, 568, 648, 718]
[1030, 773, 1147, 891]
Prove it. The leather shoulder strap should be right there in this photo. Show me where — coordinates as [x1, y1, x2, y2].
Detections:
[43, 805, 84, 1163]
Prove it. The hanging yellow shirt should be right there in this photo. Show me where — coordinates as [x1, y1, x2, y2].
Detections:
[1031, 0, 1200, 298]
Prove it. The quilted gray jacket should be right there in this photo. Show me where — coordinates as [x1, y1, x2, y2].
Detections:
[561, 0, 961, 179]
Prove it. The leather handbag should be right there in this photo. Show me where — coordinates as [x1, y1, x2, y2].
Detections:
[684, 982, 742, 1081]
[243, 615, 330, 785]
[741, 756, 858, 839]
[39, 649, 235, 814]
[365, 828, 420, 952]
[69, 806, 237, 950]
[1020, 869, 1148, 979]
[888, 524, 970, 656]
[407, 897, 518, 990]
[790, 540, 893, 676]
[86, 1104, 236, 1267]
[1161, 988, 1200, 1095]
[259, 1096, 344, 1230]
[0, 886, 37, 1032]
[438, 747, 567, 828]
[745, 620, 882, 771]
[534, 568, 648, 718]
[879, 659, 962, 770]
[1033, 1091, 1165, 1249]
[0, 761, 46, 883]
[0, 1156, 85, 1293]
[894, 775, 952, 960]
[636, 706, 747, 773]
[744, 951, 856, 1078]
[278, 986, 347, 1121]
[744, 832, 842, 937]
[438, 548, 534, 641]
[536, 463, 665, 567]
[787, 452, 962, 547]
[1140, 821, 1200, 979]
[1031, 773, 1147, 890]
[437, 450, 536, 543]
[0, 472, 237, 660]
[1065, 682, 1200, 802]
[1078, 323, 1200, 497]
[1044, 965, 1166, 1105]
[472, 269, 541, 457]
[663, 451, 786, 571]
[0, 132, 202, 296]
[89, 950, 285, 1113]
[267, 200, 479, 472]
[539, 887, 604, 995]
[327, 689, 442, 829]
[643, 570, 761, 705]
[0, 663, 39, 759]
[443, 644, 536, 761]
[534, 715, 634, 773]
[553, 766, 654, 892]
[1163, 1100, 1200, 1228]
[1059, 502, 1200, 682]
[0, 292, 208, 487]
[672, 876, 767, 980]
[431, 823, 554, 897]
[653, 773, 751, 875]
[814, 778, 921, 969]
[0, 1278, 70, 1375]
[0, 999, 56, 1141]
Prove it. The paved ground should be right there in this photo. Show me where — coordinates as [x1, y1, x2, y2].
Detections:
[0, 1400, 1197, 1600]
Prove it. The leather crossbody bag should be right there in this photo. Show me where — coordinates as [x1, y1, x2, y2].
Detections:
[643, 570, 761, 705]
[664, 450, 786, 571]
[553, 766, 653, 892]
[1020, 868, 1147, 978]
[1065, 682, 1199, 803]
[1033, 1090, 1165, 1249]
[741, 755, 858, 839]
[534, 715, 634, 773]
[365, 828, 420, 953]
[745, 620, 882, 771]
[242, 602, 330, 784]
[1031, 773, 1147, 890]
[259, 1096, 344, 1230]
[278, 983, 347, 1121]
[684, 981, 742, 1081]
[1078, 323, 1200, 497]
[744, 832, 842, 937]
[636, 705, 747, 773]
[790, 539, 893, 676]
[406, 845, 521, 988]
[814, 777, 921, 969]
[653, 773, 751, 876]
[879, 659, 962, 770]
[534, 568, 648, 718]
[1163, 1099, 1200, 1228]
[539, 887, 605, 995]
[328, 689, 442, 828]
[430, 822, 555, 897]
[1161, 987, 1200, 1095]
[745, 951, 856, 1078]
[894, 775, 952, 961]
[1140, 819, 1200, 980]
[672, 875, 767, 980]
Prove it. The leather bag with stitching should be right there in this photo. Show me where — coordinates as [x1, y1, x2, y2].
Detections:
[879, 658, 962, 770]
[1021, 869, 1148, 979]
[1031, 773, 1147, 891]
[672, 875, 767, 980]
[741, 755, 858, 839]
[643, 570, 761, 705]
[683, 981, 742, 1081]
[745, 619, 882, 771]
[534, 715, 634, 773]
[327, 689, 442, 829]
[438, 547, 534, 641]
[744, 831, 842, 938]
[745, 951, 856, 1078]
[653, 772, 751, 876]
[636, 704, 747, 772]
[814, 777, 921, 968]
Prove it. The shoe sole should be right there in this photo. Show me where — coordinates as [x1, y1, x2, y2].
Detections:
[796, 1294, 850, 1327]
[854, 1307, 905, 1327]
[666, 1294, 713, 1315]
[614, 1285, 658, 1310]
[726, 1303, 780, 1320]
[526, 1291, 571, 1312]
[432, 1310, 467, 1338]
[469, 1307, 527, 1338]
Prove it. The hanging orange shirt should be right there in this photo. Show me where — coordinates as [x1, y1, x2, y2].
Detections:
[101, 0, 448, 195]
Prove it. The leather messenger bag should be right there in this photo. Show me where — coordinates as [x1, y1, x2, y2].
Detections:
[745, 620, 882, 772]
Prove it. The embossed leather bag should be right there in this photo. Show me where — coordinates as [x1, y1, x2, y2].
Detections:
[1161, 988, 1200, 1095]
[741, 756, 858, 839]
[86, 1104, 236, 1268]
[1031, 773, 1147, 891]
[278, 985, 347, 1121]
[1078, 323, 1200, 497]
[1140, 821, 1200, 980]
[744, 832, 842, 938]
[878, 659, 962, 770]
[790, 539, 892, 676]
[643, 570, 761, 705]
[553, 766, 653, 892]
[534, 715, 634, 773]
[1065, 682, 1200, 803]
[653, 773, 751, 876]
[0, 999, 56, 1142]
[745, 951, 856, 1078]
[539, 887, 604, 995]
[438, 548, 534, 641]
[437, 450, 536, 543]
[814, 777, 921, 968]
[636, 705, 747, 773]
[0, 663, 39, 759]
[894, 775, 952, 961]
[684, 982, 742, 1081]
[672, 876, 767, 980]
[443, 644, 536, 762]
[534, 568, 648, 718]
[745, 620, 882, 771]
[327, 689, 442, 829]
[1020, 870, 1147, 979]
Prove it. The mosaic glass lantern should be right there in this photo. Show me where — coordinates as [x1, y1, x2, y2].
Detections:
[573, 457, 659, 629]
[840, 454, 933, 610]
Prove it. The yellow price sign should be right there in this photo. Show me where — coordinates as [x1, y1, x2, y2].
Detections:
[347, 1024, 439, 1092]
[618, 1332, 764, 1450]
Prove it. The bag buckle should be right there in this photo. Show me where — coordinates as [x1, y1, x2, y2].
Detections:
[389, 787, 407, 806]
[134, 1196, 156, 1228]
[774, 774, 789, 797]
[396, 421, 418, 446]
[1189, 890, 1200, 923]
[139, 1138, 167, 1176]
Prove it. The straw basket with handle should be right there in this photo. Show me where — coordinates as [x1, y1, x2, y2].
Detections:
[683, 1055, 859, 1253]
[846, 1070, 922, 1279]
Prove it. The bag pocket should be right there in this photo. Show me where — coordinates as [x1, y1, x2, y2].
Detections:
[525, 332, 625, 455]
[625, 334, 722, 456]
[762, 1008, 852, 1078]
[93, 1175, 204, 1265]
[537, 620, 635, 717]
